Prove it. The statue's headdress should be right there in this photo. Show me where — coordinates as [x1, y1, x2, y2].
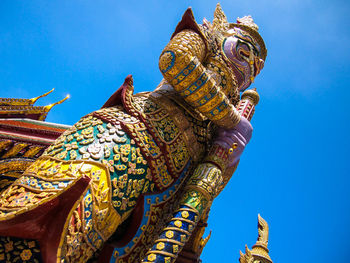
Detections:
[212, 3, 267, 60]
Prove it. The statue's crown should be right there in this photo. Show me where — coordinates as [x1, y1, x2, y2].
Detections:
[237, 15, 259, 31]
[212, 3, 267, 60]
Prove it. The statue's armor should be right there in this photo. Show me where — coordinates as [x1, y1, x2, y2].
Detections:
[158, 21, 241, 129]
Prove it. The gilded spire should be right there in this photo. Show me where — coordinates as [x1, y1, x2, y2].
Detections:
[239, 215, 273, 263]
[256, 214, 269, 247]
[28, 88, 55, 105]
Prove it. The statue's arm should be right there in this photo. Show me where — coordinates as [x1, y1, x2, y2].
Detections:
[159, 29, 240, 129]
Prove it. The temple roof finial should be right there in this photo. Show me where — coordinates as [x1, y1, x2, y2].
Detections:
[35, 94, 70, 121]
[29, 88, 55, 105]
[1, 91, 69, 121]
[239, 215, 273, 263]
[0, 88, 55, 107]
[42, 94, 70, 116]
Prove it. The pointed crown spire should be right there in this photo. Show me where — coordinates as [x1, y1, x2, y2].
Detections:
[211, 3, 267, 60]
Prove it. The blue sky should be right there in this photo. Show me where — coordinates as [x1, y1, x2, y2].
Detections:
[1, 0, 350, 262]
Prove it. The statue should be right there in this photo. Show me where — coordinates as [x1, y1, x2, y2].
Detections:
[0, 4, 268, 263]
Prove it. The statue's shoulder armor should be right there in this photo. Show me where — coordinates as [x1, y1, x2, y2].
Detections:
[101, 75, 135, 110]
[172, 8, 222, 59]
[171, 8, 208, 53]
[101, 75, 149, 116]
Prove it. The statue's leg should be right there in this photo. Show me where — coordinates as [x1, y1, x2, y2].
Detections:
[0, 158, 92, 263]
[0, 112, 156, 262]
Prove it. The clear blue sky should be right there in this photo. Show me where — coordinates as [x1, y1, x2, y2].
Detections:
[1, 0, 350, 262]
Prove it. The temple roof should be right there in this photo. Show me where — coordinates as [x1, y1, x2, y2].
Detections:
[0, 89, 54, 106]
[0, 118, 70, 145]
[0, 90, 71, 190]
[0, 90, 70, 158]
[0, 89, 69, 121]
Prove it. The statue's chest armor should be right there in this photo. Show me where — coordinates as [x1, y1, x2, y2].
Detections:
[93, 102, 190, 191]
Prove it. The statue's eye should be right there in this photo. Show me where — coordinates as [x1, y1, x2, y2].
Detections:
[236, 42, 250, 60]
[238, 47, 250, 58]
[236, 39, 260, 58]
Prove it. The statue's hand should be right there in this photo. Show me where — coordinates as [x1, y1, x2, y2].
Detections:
[213, 117, 253, 167]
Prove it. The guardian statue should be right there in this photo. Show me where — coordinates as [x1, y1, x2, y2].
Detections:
[0, 4, 267, 263]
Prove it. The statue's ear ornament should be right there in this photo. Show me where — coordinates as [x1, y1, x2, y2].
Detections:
[212, 3, 267, 61]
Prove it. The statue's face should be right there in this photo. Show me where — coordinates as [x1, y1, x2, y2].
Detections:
[222, 28, 264, 91]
